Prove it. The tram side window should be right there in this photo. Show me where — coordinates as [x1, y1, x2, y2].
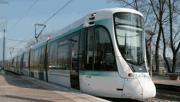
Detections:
[48, 41, 58, 69]
[30, 50, 35, 69]
[24, 53, 29, 68]
[34, 49, 39, 69]
[94, 27, 117, 71]
[14, 57, 17, 67]
[20, 55, 23, 68]
[19, 56, 21, 67]
[71, 31, 80, 72]
[16, 56, 19, 68]
[33, 50, 36, 68]
[58, 39, 69, 70]
[79, 29, 87, 70]
[4, 61, 6, 67]
[18, 56, 20, 68]
[38, 48, 41, 70]
[9, 60, 12, 67]
[12, 59, 14, 67]
[86, 27, 94, 70]
[41, 46, 46, 69]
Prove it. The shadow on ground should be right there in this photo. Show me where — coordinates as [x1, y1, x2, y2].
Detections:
[0, 71, 47, 90]
[0, 95, 53, 102]
[98, 97, 144, 102]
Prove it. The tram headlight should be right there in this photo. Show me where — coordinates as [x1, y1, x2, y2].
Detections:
[124, 66, 131, 72]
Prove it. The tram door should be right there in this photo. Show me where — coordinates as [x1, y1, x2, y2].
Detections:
[39, 47, 44, 81]
[70, 32, 80, 89]
[30, 50, 34, 77]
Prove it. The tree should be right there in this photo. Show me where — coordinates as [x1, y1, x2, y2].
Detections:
[166, 0, 180, 73]
[150, 0, 180, 73]
[149, 0, 169, 72]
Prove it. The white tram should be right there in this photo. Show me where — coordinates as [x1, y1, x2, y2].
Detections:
[8, 8, 156, 99]
[0, 61, 2, 70]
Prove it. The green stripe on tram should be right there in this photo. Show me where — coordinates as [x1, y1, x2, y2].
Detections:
[94, 18, 111, 26]
[48, 18, 111, 43]
[49, 25, 83, 43]
[79, 70, 117, 77]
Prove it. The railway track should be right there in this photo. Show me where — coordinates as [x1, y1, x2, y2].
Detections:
[154, 84, 180, 102]
[155, 84, 180, 92]
[99, 84, 180, 102]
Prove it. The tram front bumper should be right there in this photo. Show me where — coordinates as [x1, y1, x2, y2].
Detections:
[122, 78, 143, 98]
[136, 73, 156, 98]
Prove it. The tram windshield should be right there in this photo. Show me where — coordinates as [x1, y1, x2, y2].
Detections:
[114, 13, 145, 65]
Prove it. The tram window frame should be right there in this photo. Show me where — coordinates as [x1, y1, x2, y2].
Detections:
[79, 26, 117, 71]
[16, 57, 18, 67]
[34, 49, 38, 69]
[86, 27, 95, 71]
[24, 52, 29, 68]
[38, 47, 41, 71]
[14, 57, 17, 67]
[94, 26, 117, 71]
[48, 40, 58, 69]
[70, 31, 80, 72]
[32, 50, 36, 68]
[12, 58, 14, 67]
[15, 57, 18, 68]
[17, 56, 19, 68]
[41, 46, 46, 70]
[30, 50, 34, 69]
[57, 35, 70, 70]
[79, 29, 87, 71]
[19, 54, 23, 68]
[19, 55, 21, 68]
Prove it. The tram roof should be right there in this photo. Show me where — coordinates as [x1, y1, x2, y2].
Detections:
[49, 8, 143, 41]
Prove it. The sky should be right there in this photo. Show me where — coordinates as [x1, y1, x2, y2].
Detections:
[2, 0, 119, 59]
[0, 0, 172, 60]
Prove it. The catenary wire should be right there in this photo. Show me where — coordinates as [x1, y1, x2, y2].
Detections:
[12, 0, 73, 48]
[7, 0, 38, 36]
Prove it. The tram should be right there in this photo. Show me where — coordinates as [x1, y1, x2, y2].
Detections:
[4, 60, 8, 70]
[0, 60, 2, 69]
[7, 8, 156, 98]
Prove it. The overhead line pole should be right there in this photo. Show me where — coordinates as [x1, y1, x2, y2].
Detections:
[33, 0, 73, 42]
[145, 30, 156, 78]
[2, 29, 5, 70]
[7, 0, 38, 36]
[11, 0, 73, 48]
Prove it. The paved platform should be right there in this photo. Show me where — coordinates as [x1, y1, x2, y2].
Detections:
[152, 76, 180, 87]
[0, 70, 110, 102]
